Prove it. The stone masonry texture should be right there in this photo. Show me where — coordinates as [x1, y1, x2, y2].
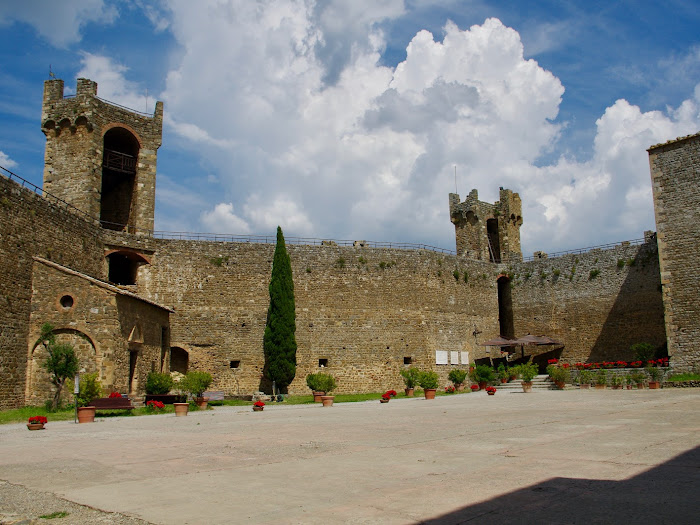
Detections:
[0, 76, 694, 408]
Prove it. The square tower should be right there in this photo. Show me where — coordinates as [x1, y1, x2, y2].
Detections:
[41, 78, 163, 234]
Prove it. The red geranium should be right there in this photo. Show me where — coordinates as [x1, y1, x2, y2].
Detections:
[381, 393, 391, 400]
[28, 416, 47, 424]
[470, 384, 479, 391]
[108, 392, 122, 398]
[547, 359, 559, 365]
[146, 400, 165, 410]
[386, 390, 397, 397]
[445, 386, 455, 394]
[485, 386, 497, 393]
[562, 363, 570, 369]
[631, 361, 642, 367]
[253, 401, 265, 408]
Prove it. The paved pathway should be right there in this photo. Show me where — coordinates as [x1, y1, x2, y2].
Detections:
[1, 389, 699, 524]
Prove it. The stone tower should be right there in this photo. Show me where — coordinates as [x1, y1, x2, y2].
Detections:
[41, 78, 163, 234]
[449, 188, 522, 262]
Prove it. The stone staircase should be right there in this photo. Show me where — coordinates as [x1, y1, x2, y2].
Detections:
[490, 374, 560, 392]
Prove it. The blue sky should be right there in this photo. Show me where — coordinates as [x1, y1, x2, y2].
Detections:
[1, 0, 699, 256]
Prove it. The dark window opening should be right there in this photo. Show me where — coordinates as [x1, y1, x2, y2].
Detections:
[59, 295, 74, 309]
[161, 327, 169, 372]
[403, 357, 412, 365]
[107, 252, 139, 285]
[230, 360, 240, 369]
[319, 358, 328, 368]
[170, 347, 188, 375]
[487, 218, 501, 263]
[101, 127, 139, 231]
[128, 350, 138, 395]
[497, 276, 514, 339]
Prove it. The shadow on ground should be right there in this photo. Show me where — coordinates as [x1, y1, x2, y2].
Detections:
[421, 445, 700, 524]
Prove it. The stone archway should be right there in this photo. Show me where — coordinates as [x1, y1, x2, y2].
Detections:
[27, 328, 98, 406]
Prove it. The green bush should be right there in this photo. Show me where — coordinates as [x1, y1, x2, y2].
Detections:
[73, 372, 102, 407]
[595, 369, 607, 386]
[469, 364, 495, 384]
[546, 365, 570, 384]
[631, 342, 655, 362]
[447, 369, 468, 385]
[519, 362, 539, 382]
[181, 371, 213, 398]
[145, 372, 174, 395]
[400, 367, 421, 388]
[306, 372, 336, 393]
[418, 370, 440, 390]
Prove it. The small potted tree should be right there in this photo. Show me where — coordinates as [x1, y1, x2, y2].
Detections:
[546, 363, 570, 389]
[469, 365, 495, 390]
[75, 372, 102, 423]
[447, 369, 468, 391]
[594, 369, 607, 389]
[181, 370, 213, 409]
[145, 372, 178, 404]
[519, 362, 538, 393]
[631, 371, 646, 389]
[400, 367, 421, 396]
[418, 370, 440, 399]
[306, 372, 331, 402]
[319, 373, 337, 407]
[579, 370, 592, 389]
[497, 363, 509, 384]
[646, 365, 662, 389]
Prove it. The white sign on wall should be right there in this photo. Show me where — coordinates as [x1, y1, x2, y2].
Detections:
[450, 351, 460, 364]
[435, 350, 448, 365]
[461, 351, 469, 365]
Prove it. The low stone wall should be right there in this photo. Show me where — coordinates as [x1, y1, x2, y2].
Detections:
[662, 381, 700, 388]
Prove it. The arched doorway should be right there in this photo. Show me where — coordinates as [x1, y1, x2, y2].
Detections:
[170, 347, 189, 374]
[101, 127, 139, 231]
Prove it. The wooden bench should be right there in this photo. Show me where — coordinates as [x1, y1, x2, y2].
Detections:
[202, 391, 225, 401]
[90, 397, 135, 411]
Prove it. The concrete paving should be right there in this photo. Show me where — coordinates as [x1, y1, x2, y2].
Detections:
[1, 388, 699, 524]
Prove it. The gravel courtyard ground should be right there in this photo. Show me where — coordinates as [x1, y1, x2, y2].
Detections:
[1, 388, 699, 524]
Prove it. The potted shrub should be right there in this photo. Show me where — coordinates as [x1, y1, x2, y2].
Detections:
[519, 362, 538, 393]
[181, 370, 213, 409]
[594, 369, 607, 389]
[145, 372, 180, 404]
[447, 369, 468, 391]
[547, 364, 570, 389]
[625, 373, 634, 390]
[579, 370, 592, 389]
[253, 401, 265, 412]
[631, 371, 646, 389]
[400, 367, 421, 396]
[307, 372, 336, 403]
[75, 372, 102, 423]
[611, 375, 623, 389]
[497, 363, 509, 384]
[319, 374, 337, 407]
[646, 365, 662, 389]
[469, 365, 495, 390]
[418, 370, 439, 399]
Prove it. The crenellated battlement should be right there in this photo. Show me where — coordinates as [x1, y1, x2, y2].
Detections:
[449, 187, 522, 262]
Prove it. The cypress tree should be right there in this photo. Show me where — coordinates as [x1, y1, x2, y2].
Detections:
[263, 226, 297, 392]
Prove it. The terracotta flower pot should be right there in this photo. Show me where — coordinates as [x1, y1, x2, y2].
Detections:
[404, 388, 414, 397]
[424, 388, 436, 400]
[478, 381, 487, 390]
[195, 397, 209, 410]
[595, 384, 606, 390]
[313, 391, 325, 403]
[173, 402, 189, 417]
[580, 384, 590, 389]
[555, 380, 565, 389]
[487, 390, 496, 396]
[77, 406, 96, 424]
[637, 383, 645, 389]
[380, 398, 390, 403]
[648, 381, 660, 389]
[27, 423, 45, 431]
[321, 395, 334, 407]
[253, 406, 264, 412]
[455, 384, 465, 391]
[521, 381, 532, 393]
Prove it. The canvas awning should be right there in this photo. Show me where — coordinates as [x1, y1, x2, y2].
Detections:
[512, 334, 562, 346]
[479, 336, 517, 347]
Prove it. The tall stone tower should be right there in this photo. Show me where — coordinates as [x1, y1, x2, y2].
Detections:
[41, 78, 163, 234]
[449, 188, 522, 262]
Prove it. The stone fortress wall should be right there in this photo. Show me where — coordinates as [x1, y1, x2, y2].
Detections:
[1, 76, 694, 408]
[648, 132, 700, 373]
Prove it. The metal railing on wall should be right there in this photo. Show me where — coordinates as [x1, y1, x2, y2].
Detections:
[1, 164, 651, 261]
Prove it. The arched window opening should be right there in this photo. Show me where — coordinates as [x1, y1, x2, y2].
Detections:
[101, 127, 139, 231]
[170, 347, 189, 374]
[497, 276, 514, 339]
[107, 251, 147, 285]
[487, 218, 501, 263]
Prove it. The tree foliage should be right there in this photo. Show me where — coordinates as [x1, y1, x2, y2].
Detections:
[39, 323, 78, 410]
[263, 226, 297, 391]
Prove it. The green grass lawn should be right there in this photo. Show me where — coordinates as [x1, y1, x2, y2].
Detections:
[1, 389, 477, 424]
[667, 373, 700, 381]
